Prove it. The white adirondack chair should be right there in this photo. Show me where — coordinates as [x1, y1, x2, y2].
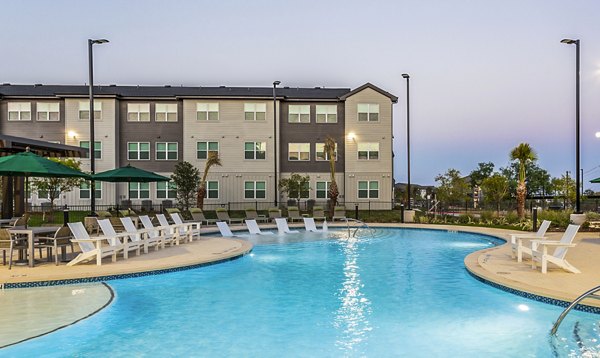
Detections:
[120, 217, 162, 253]
[97, 219, 142, 259]
[511, 220, 551, 262]
[67, 222, 119, 266]
[530, 224, 581, 274]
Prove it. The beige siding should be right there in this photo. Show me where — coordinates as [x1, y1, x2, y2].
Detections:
[344, 173, 393, 209]
[279, 172, 344, 202]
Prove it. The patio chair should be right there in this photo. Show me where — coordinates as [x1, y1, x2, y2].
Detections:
[37, 226, 75, 265]
[510, 220, 551, 262]
[303, 218, 326, 233]
[189, 208, 218, 226]
[98, 219, 142, 259]
[275, 218, 300, 234]
[216, 208, 244, 225]
[529, 224, 581, 274]
[332, 206, 347, 221]
[156, 214, 191, 243]
[268, 208, 282, 221]
[11, 213, 30, 229]
[0, 228, 27, 269]
[287, 206, 303, 222]
[170, 212, 201, 240]
[245, 208, 269, 223]
[139, 215, 179, 246]
[245, 219, 275, 235]
[67, 222, 120, 266]
[121, 216, 162, 253]
[216, 221, 248, 238]
[312, 206, 326, 221]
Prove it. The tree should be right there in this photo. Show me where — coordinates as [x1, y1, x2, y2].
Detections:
[500, 162, 551, 197]
[31, 158, 84, 219]
[196, 152, 222, 210]
[279, 173, 310, 204]
[550, 174, 576, 209]
[509, 143, 537, 219]
[171, 161, 200, 212]
[323, 136, 339, 216]
[481, 173, 509, 214]
[435, 168, 470, 207]
[469, 162, 495, 188]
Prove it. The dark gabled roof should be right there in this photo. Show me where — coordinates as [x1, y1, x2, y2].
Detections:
[0, 134, 88, 158]
[339, 82, 398, 103]
[0, 84, 352, 100]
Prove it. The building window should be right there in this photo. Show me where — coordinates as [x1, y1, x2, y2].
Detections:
[357, 142, 379, 160]
[7, 102, 31, 121]
[127, 103, 150, 122]
[205, 181, 219, 199]
[156, 182, 177, 199]
[315, 143, 337, 161]
[79, 101, 102, 120]
[128, 142, 150, 160]
[196, 141, 219, 160]
[197, 103, 219, 121]
[244, 181, 266, 199]
[316, 181, 330, 199]
[244, 142, 266, 160]
[316, 105, 337, 123]
[357, 103, 379, 122]
[288, 143, 310, 161]
[358, 181, 379, 199]
[244, 103, 266, 121]
[288, 105, 310, 123]
[37, 102, 59, 121]
[155, 103, 177, 122]
[129, 182, 150, 199]
[80, 141, 102, 159]
[79, 182, 102, 199]
[156, 142, 178, 160]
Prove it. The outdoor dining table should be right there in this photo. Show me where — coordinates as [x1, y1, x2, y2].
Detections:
[0, 219, 14, 227]
[9, 226, 61, 267]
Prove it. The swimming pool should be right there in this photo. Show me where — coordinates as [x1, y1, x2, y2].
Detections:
[3, 228, 599, 357]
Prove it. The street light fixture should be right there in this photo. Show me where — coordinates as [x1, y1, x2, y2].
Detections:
[561, 38, 581, 214]
[273, 81, 281, 207]
[88, 38, 109, 215]
[401, 73, 411, 210]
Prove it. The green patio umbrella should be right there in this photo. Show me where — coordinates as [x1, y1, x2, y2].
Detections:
[0, 149, 91, 214]
[591, 177, 600, 183]
[92, 164, 170, 204]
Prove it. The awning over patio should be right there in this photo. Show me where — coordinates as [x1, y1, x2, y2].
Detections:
[0, 134, 88, 158]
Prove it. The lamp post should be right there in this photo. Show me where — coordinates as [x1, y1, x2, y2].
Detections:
[273, 81, 281, 207]
[88, 38, 109, 215]
[401, 73, 411, 210]
[561, 38, 581, 214]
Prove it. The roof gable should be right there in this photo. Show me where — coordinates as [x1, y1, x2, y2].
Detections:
[339, 82, 398, 103]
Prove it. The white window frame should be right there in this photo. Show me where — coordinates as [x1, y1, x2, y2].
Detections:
[205, 180, 219, 199]
[156, 181, 177, 199]
[196, 103, 219, 121]
[316, 105, 337, 123]
[357, 103, 379, 122]
[79, 182, 102, 199]
[244, 181, 266, 199]
[127, 142, 151, 161]
[357, 142, 380, 160]
[36, 102, 59, 121]
[288, 105, 310, 123]
[156, 142, 178, 161]
[129, 182, 150, 199]
[79, 101, 102, 121]
[79, 141, 102, 160]
[244, 141, 266, 160]
[288, 143, 310, 161]
[7, 102, 32, 121]
[358, 180, 379, 199]
[196, 141, 219, 160]
[244, 103, 267, 121]
[315, 143, 337, 161]
[155, 103, 178, 122]
[316, 181, 331, 199]
[127, 103, 150, 122]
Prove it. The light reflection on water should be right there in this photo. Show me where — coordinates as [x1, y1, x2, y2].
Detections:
[334, 235, 372, 353]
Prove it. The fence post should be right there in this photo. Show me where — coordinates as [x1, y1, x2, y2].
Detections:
[355, 204, 359, 220]
[369, 201, 371, 215]
[62, 204, 69, 226]
[532, 207, 538, 232]
[400, 204, 405, 223]
[228, 202, 231, 212]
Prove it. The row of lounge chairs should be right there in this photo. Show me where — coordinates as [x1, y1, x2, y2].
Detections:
[509, 220, 581, 273]
[216, 218, 327, 238]
[188, 206, 347, 225]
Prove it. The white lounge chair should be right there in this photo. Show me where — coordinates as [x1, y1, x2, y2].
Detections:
[120, 217, 162, 253]
[303, 217, 327, 233]
[511, 220, 551, 262]
[170, 212, 201, 240]
[67, 222, 120, 266]
[216, 221, 247, 238]
[245, 219, 275, 235]
[530, 224, 581, 274]
[139, 215, 179, 246]
[97, 219, 142, 259]
[275, 218, 300, 234]
[156, 214, 191, 243]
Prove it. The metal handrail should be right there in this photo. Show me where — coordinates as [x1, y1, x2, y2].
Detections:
[343, 218, 373, 237]
[550, 284, 600, 335]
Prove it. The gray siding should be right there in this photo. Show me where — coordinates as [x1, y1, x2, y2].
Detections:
[0, 100, 65, 143]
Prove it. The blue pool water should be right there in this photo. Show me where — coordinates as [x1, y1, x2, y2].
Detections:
[3, 228, 600, 357]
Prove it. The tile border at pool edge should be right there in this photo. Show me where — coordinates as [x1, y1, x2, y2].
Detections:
[0, 248, 252, 289]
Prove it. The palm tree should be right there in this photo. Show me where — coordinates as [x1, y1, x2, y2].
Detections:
[196, 151, 222, 210]
[323, 136, 339, 217]
[510, 143, 537, 219]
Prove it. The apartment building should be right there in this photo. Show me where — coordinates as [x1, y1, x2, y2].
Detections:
[0, 83, 397, 209]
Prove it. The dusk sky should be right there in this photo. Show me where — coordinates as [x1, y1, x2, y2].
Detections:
[1, 0, 599, 188]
